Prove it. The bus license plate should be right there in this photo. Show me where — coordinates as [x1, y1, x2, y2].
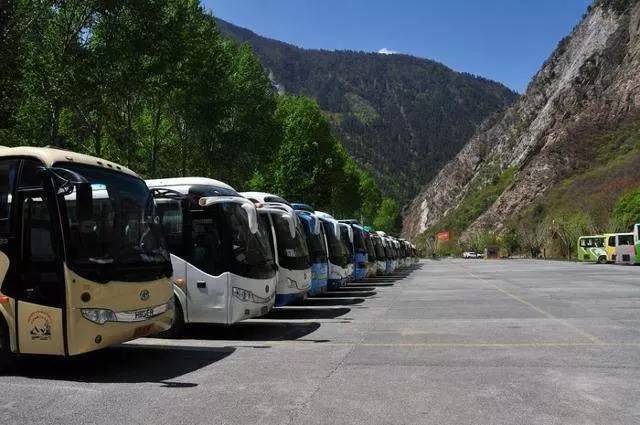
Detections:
[133, 324, 153, 338]
[134, 308, 154, 320]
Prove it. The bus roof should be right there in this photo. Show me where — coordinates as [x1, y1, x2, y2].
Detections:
[146, 177, 235, 192]
[240, 192, 290, 206]
[291, 203, 315, 212]
[0, 146, 137, 177]
[578, 235, 604, 239]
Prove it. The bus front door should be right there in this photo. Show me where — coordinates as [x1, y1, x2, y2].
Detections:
[15, 189, 65, 355]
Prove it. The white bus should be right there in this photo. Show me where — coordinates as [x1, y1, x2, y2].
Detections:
[241, 193, 311, 306]
[147, 178, 277, 334]
[370, 233, 388, 275]
[377, 232, 397, 273]
[315, 211, 353, 289]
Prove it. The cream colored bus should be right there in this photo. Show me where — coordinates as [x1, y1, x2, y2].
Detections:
[0, 147, 174, 371]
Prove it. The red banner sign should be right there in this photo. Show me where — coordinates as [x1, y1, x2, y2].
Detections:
[436, 231, 450, 242]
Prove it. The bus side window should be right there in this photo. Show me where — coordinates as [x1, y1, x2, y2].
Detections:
[608, 236, 616, 247]
[0, 159, 19, 235]
[157, 200, 184, 257]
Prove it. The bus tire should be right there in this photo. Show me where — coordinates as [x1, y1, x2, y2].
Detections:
[158, 297, 185, 339]
[597, 256, 607, 264]
[0, 318, 15, 374]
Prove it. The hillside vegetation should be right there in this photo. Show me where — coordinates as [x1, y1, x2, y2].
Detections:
[0, 0, 399, 233]
[216, 18, 519, 203]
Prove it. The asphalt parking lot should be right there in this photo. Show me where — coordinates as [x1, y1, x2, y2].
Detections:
[2, 259, 640, 425]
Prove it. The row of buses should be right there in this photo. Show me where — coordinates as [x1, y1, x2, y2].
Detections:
[0, 147, 418, 370]
[577, 226, 640, 265]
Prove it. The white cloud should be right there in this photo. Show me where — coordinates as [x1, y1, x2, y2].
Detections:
[378, 48, 399, 55]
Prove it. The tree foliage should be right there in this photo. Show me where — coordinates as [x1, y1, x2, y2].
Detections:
[2, 0, 392, 226]
[612, 188, 640, 231]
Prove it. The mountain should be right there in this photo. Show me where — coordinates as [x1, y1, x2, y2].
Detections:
[215, 18, 518, 203]
[403, 0, 640, 242]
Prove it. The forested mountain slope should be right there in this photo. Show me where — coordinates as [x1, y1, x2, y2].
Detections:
[216, 18, 518, 203]
[404, 0, 640, 245]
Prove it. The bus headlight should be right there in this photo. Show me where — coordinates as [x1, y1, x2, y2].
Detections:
[167, 297, 175, 311]
[81, 308, 117, 325]
[287, 278, 298, 288]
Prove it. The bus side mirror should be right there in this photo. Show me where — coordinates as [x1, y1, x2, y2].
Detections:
[282, 214, 296, 238]
[0, 251, 9, 284]
[74, 182, 93, 221]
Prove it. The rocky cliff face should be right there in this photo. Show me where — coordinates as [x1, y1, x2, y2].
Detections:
[403, 0, 640, 240]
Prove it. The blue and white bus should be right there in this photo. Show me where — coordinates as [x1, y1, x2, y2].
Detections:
[339, 220, 368, 281]
[292, 204, 329, 296]
[377, 232, 397, 274]
[315, 211, 353, 289]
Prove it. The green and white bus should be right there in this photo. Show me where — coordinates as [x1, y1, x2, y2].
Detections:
[577, 235, 606, 263]
[634, 224, 639, 265]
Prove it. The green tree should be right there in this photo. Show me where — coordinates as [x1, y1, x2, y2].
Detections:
[374, 197, 400, 234]
[548, 212, 595, 259]
[265, 95, 344, 207]
[612, 188, 640, 231]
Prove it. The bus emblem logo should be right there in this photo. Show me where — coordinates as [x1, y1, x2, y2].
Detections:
[140, 290, 150, 301]
[265, 285, 270, 294]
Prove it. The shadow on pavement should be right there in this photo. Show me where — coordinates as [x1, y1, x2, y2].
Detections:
[181, 321, 321, 342]
[315, 290, 377, 298]
[10, 345, 234, 384]
[332, 286, 376, 292]
[301, 297, 365, 306]
[265, 307, 351, 320]
[348, 282, 394, 287]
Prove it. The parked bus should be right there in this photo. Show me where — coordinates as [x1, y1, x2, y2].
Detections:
[339, 220, 368, 281]
[146, 178, 277, 333]
[316, 211, 352, 289]
[377, 232, 395, 274]
[242, 193, 311, 306]
[0, 147, 174, 370]
[363, 229, 378, 278]
[635, 224, 640, 265]
[614, 233, 635, 265]
[577, 236, 606, 263]
[604, 233, 635, 263]
[339, 223, 355, 282]
[292, 204, 328, 296]
[370, 233, 388, 275]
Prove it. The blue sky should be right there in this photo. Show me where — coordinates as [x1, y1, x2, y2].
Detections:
[202, 0, 592, 93]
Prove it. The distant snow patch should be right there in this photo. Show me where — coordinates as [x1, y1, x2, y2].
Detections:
[378, 48, 398, 55]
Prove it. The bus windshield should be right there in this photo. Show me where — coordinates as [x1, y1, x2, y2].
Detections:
[340, 226, 354, 262]
[353, 227, 367, 253]
[273, 215, 310, 270]
[57, 163, 171, 283]
[300, 219, 327, 263]
[365, 237, 376, 261]
[373, 238, 385, 260]
[323, 221, 349, 267]
[157, 199, 276, 280]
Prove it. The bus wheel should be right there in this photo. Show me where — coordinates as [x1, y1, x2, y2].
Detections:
[158, 297, 184, 339]
[0, 319, 16, 374]
[597, 256, 607, 264]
